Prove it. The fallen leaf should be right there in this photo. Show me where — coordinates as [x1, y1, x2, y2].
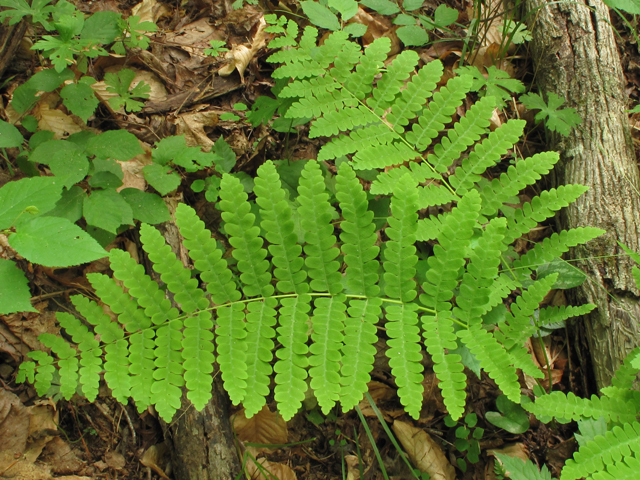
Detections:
[0, 388, 30, 455]
[174, 110, 219, 148]
[392, 420, 455, 480]
[246, 453, 297, 480]
[104, 451, 125, 470]
[140, 442, 171, 479]
[234, 406, 288, 450]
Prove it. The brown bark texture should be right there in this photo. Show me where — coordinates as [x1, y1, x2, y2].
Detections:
[155, 200, 241, 480]
[0, 19, 27, 80]
[524, 0, 640, 390]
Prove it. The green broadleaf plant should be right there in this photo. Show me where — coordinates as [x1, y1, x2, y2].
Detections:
[520, 92, 582, 136]
[19, 31, 603, 431]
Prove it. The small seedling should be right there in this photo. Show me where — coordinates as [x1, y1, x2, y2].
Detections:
[445, 413, 484, 472]
[204, 40, 229, 57]
[485, 395, 530, 434]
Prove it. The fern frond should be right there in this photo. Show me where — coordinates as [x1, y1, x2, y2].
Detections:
[275, 295, 311, 420]
[458, 326, 520, 402]
[71, 294, 131, 403]
[611, 346, 640, 390]
[280, 75, 339, 99]
[386, 60, 443, 132]
[255, 160, 307, 294]
[216, 304, 248, 405]
[326, 34, 362, 83]
[480, 151, 560, 217]
[422, 313, 466, 420]
[343, 36, 390, 99]
[56, 312, 102, 402]
[336, 163, 380, 297]
[340, 297, 382, 411]
[310, 295, 347, 414]
[538, 304, 597, 328]
[427, 95, 495, 174]
[28, 350, 56, 397]
[591, 455, 640, 480]
[318, 123, 393, 161]
[297, 161, 342, 294]
[405, 75, 473, 151]
[370, 162, 441, 196]
[385, 304, 424, 419]
[383, 174, 419, 302]
[287, 88, 357, 119]
[242, 298, 278, 417]
[502, 185, 590, 244]
[219, 174, 274, 298]
[367, 50, 419, 114]
[417, 184, 457, 209]
[175, 203, 241, 305]
[39, 332, 78, 400]
[524, 391, 637, 424]
[561, 422, 640, 480]
[351, 142, 421, 170]
[450, 119, 526, 195]
[309, 106, 379, 138]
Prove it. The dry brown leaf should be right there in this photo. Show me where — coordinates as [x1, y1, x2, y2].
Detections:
[218, 17, 267, 81]
[174, 110, 219, 148]
[234, 406, 288, 449]
[345, 454, 361, 480]
[140, 442, 171, 479]
[392, 420, 455, 480]
[0, 388, 30, 455]
[246, 454, 297, 480]
[36, 103, 84, 138]
[488, 442, 529, 462]
[131, 0, 169, 24]
[41, 437, 84, 474]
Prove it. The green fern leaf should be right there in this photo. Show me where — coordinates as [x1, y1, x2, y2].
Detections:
[310, 295, 347, 414]
[297, 161, 342, 294]
[385, 304, 424, 419]
[592, 455, 640, 480]
[255, 160, 307, 294]
[175, 203, 241, 305]
[287, 89, 357, 119]
[495, 453, 552, 480]
[371, 162, 441, 196]
[343, 36, 390, 99]
[538, 304, 597, 328]
[56, 312, 102, 402]
[367, 50, 419, 114]
[219, 174, 274, 298]
[427, 95, 495, 174]
[351, 142, 421, 170]
[502, 185, 589, 244]
[383, 174, 419, 302]
[386, 60, 443, 132]
[216, 304, 248, 405]
[39, 332, 78, 400]
[480, 152, 560, 217]
[309, 105, 379, 138]
[561, 422, 640, 480]
[524, 391, 637, 424]
[405, 75, 473, 151]
[28, 350, 56, 397]
[243, 298, 278, 417]
[280, 75, 340, 99]
[450, 119, 526, 195]
[422, 312, 466, 419]
[416, 184, 458, 209]
[611, 346, 640, 391]
[318, 123, 393, 161]
[340, 297, 382, 411]
[336, 163, 380, 297]
[275, 295, 311, 420]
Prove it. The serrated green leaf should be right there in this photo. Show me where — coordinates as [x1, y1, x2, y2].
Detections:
[22, 116, 39, 133]
[604, 0, 640, 13]
[394, 13, 417, 25]
[0, 258, 37, 314]
[81, 11, 121, 43]
[360, 0, 400, 15]
[0, 176, 63, 229]
[88, 171, 123, 189]
[520, 92, 581, 136]
[105, 68, 150, 112]
[396, 25, 429, 46]
[343, 22, 367, 37]
[120, 188, 170, 224]
[86, 130, 143, 161]
[495, 453, 552, 480]
[536, 258, 587, 289]
[328, 0, 358, 19]
[485, 395, 530, 434]
[30, 140, 89, 188]
[433, 4, 458, 26]
[0, 0, 55, 28]
[143, 164, 181, 196]
[212, 137, 236, 174]
[9, 217, 107, 266]
[83, 188, 133, 233]
[45, 185, 85, 222]
[300, 1, 341, 30]
[0, 120, 23, 148]
[60, 82, 99, 122]
[403, 0, 423, 10]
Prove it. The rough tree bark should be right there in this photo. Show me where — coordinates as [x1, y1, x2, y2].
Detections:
[0, 19, 27, 80]
[524, 0, 640, 391]
[155, 198, 241, 480]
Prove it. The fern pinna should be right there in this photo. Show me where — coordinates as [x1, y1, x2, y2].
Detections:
[19, 27, 604, 424]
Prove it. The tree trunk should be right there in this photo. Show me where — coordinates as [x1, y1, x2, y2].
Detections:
[524, 0, 640, 391]
[156, 199, 241, 480]
[0, 19, 27, 80]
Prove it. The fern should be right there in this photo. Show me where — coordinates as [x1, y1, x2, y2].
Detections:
[18, 29, 604, 427]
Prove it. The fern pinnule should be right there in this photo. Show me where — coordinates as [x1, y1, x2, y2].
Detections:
[309, 105, 378, 138]
[450, 119, 526, 195]
[336, 163, 380, 297]
[502, 185, 590, 244]
[243, 298, 278, 417]
[416, 185, 458, 209]
[385, 304, 424, 419]
[386, 59, 443, 132]
[255, 160, 307, 294]
[561, 422, 640, 480]
[611, 346, 640, 390]
[351, 142, 421, 170]
[480, 151, 560, 216]
[318, 123, 393, 161]
[371, 162, 441, 196]
[538, 303, 597, 329]
[340, 298, 382, 411]
[383, 174, 419, 303]
[219, 174, 273, 298]
[309, 295, 347, 414]
[525, 391, 638, 424]
[405, 74, 473, 151]
[26, 350, 56, 397]
[593, 455, 640, 480]
[175, 203, 241, 305]
[57, 312, 102, 401]
[216, 304, 248, 406]
[367, 50, 419, 114]
[274, 295, 311, 421]
[427, 95, 495, 174]
[297, 161, 342, 294]
[343, 36, 389, 99]
[38, 332, 78, 400]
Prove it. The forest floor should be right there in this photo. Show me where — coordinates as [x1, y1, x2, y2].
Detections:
[1, 0, 640, 479]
